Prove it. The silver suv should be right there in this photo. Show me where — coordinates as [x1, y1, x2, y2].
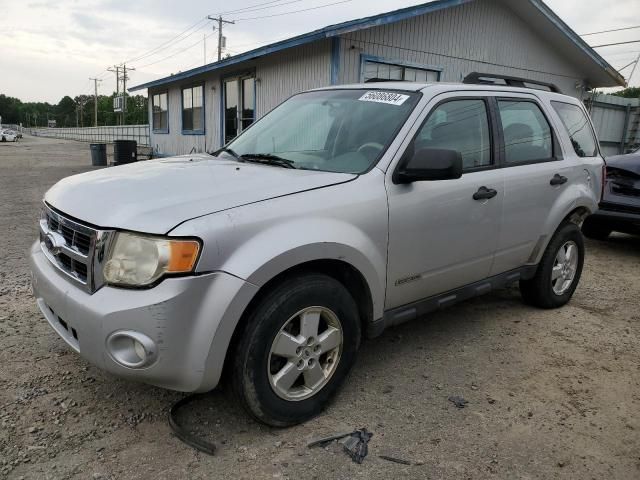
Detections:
[30, 82, 603, 426]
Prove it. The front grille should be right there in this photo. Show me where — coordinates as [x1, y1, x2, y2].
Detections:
[611, 182, 640, 198]
[39, 203, 112, 293]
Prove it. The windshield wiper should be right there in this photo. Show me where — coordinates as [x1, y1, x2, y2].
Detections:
[239, 153, 296, 169]
[211, 147, 242, 161]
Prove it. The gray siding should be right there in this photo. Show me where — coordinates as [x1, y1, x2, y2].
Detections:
[149, 41, 330, 156]
[337, 0, 587, 98]
[254, 40, 332, 116]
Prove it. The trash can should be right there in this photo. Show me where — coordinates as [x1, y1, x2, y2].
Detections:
[113, 140, 137, 166]
[89, 143, 107, 166]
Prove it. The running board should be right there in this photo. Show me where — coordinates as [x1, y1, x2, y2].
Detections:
[367, 266, 537, 338]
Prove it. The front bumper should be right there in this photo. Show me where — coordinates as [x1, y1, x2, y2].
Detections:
[30, 241, 258, 392]
[589, 204, 640, 234]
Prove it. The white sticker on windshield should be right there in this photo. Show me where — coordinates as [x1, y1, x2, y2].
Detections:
[358, 91, 410, 106]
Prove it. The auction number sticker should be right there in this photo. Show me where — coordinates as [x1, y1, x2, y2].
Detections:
[358, 91, 410, 106]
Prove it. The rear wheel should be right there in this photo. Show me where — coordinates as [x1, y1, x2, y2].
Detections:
[230, 273, 361, 426]
[582, 217, 611, 240]
[520, 223, 584, 308]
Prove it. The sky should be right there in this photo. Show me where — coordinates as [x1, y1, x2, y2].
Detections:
[1, 0, 639, 103]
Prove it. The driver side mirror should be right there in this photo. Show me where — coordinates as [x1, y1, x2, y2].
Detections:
[393, 147, 463, 184]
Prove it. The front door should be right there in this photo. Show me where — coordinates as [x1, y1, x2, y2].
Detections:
[223, 76, 255, 144]
[386, 95, 503, 309]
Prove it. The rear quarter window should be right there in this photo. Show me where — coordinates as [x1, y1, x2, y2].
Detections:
[551, 101, 598, 158]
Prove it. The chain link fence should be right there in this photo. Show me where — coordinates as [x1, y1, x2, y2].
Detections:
[29, 125, 150, 146]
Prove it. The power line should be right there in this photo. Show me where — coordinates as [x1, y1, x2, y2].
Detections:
[219, 0, 298, 15]
[581, 25, 640, 36]
[235, 0, 354, 21]
[219, 0, 303, 15]
[591, 39, 640, 48]
[134, 32, 217, 69]
[121, 17, 211, 65]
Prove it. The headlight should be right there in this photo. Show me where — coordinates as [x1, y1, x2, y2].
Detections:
[103, 232, 200, 287]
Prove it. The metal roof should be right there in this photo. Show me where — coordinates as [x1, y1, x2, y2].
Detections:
[129, 0, 625, 92]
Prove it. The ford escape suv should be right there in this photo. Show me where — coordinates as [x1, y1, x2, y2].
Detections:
[30, 80, 603, 426]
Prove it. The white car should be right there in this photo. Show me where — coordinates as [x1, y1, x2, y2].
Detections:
[1, 130, 18, 142]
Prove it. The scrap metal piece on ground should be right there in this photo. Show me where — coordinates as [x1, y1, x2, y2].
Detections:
[308, 428, 373, 464]
[307, 431, 355, 449]
[448, 395, 469, 408]
[340, 428, 373, 464]
[168, 394, 217, 455]
[379, 455, 412, 465]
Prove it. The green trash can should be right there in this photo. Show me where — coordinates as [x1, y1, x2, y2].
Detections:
[90, 143, 107, 166]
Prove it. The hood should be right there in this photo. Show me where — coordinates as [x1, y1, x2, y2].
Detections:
[45, 154, 356, 234]
[606, 153, 640, 176]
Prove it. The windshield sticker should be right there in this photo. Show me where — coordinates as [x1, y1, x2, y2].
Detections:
[358, 91, 410, 106]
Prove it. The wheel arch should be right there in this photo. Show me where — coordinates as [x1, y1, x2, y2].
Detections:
[218, 258, 376, 386]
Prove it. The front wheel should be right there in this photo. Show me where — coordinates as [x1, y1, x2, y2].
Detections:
[520, 223, 584, 309]
[230, 273, 361, 426]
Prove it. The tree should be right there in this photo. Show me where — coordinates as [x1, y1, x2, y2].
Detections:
[612, 87, 640, 99]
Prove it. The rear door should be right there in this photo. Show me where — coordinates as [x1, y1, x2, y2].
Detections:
[490, 94, 572, 275]
[385, 93, 504, 309]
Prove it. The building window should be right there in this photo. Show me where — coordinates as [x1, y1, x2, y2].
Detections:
[182, 85, 204, 133]
[152, 92, 168, 133]
[223, 76, 255, 144]
[363, 59, 440, 83]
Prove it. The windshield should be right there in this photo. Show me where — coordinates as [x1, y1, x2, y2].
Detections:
[222, 89, 420, 173]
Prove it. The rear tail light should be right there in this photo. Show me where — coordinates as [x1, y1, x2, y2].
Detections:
[600, 163, 606, 201]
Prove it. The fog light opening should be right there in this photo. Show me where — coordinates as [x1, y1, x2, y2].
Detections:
[106, 330, 157, 369]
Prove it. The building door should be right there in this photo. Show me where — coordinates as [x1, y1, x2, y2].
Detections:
[223, 76, 255, 144]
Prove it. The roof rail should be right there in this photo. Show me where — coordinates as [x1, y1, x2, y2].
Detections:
[462, 72, 561, 93]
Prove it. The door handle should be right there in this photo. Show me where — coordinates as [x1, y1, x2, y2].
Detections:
[550, 174, 568, 186]
[473, 186, 498, 200]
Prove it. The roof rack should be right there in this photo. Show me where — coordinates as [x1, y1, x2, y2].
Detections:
[462, 72, 561, 93]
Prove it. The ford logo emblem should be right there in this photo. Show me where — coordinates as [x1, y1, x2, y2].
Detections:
[44, 232, 66, 256]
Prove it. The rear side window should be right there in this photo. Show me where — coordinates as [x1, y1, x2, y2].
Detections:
[415, 99, 492, 170]
[551, 101, 598, 157]
[498, 100, 553, 164]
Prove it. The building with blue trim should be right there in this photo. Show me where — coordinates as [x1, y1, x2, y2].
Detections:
[129, 0, 625, 156]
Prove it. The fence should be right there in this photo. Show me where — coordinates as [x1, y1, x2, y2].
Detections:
[29, 125, 150, 146]
[586, 94, 640, 157]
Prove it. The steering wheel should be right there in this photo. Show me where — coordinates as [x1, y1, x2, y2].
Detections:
[357, 142, 384, 156]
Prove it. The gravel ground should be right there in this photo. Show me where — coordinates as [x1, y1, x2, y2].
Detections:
[1, 135, 639, 480]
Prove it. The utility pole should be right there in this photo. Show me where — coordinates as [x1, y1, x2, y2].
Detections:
[108, 65, 121, 125]
[89, 77, 102, 127]
[122, 65, 135, 124]
[207, 15, 234, 61]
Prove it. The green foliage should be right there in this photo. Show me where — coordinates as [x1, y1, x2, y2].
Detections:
[612, 87, 640, 99]
[0, 92, 148, 127]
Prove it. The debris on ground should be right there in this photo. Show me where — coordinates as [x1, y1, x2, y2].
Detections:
[448, 396, 469, 408]
[379, 455, 413, 465]
[308, 428, 373, 464]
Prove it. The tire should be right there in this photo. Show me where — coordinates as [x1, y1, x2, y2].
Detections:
[519, 222, 584, 309]
[581, 217, 611, 240]
[230, 273, 361, 427]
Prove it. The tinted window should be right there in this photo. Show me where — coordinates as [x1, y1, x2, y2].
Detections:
[415, 99, 492, 169]
[498, 100, 553, 164]
[551, 101, 598, 157]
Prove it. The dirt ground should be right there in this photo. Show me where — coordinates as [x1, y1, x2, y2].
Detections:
[1, 135, 639, 480]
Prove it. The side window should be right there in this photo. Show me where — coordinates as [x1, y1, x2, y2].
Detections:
[415, 99, 492, 170]
[551, 101, 598, 157]
[498, 100, 553, 164]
